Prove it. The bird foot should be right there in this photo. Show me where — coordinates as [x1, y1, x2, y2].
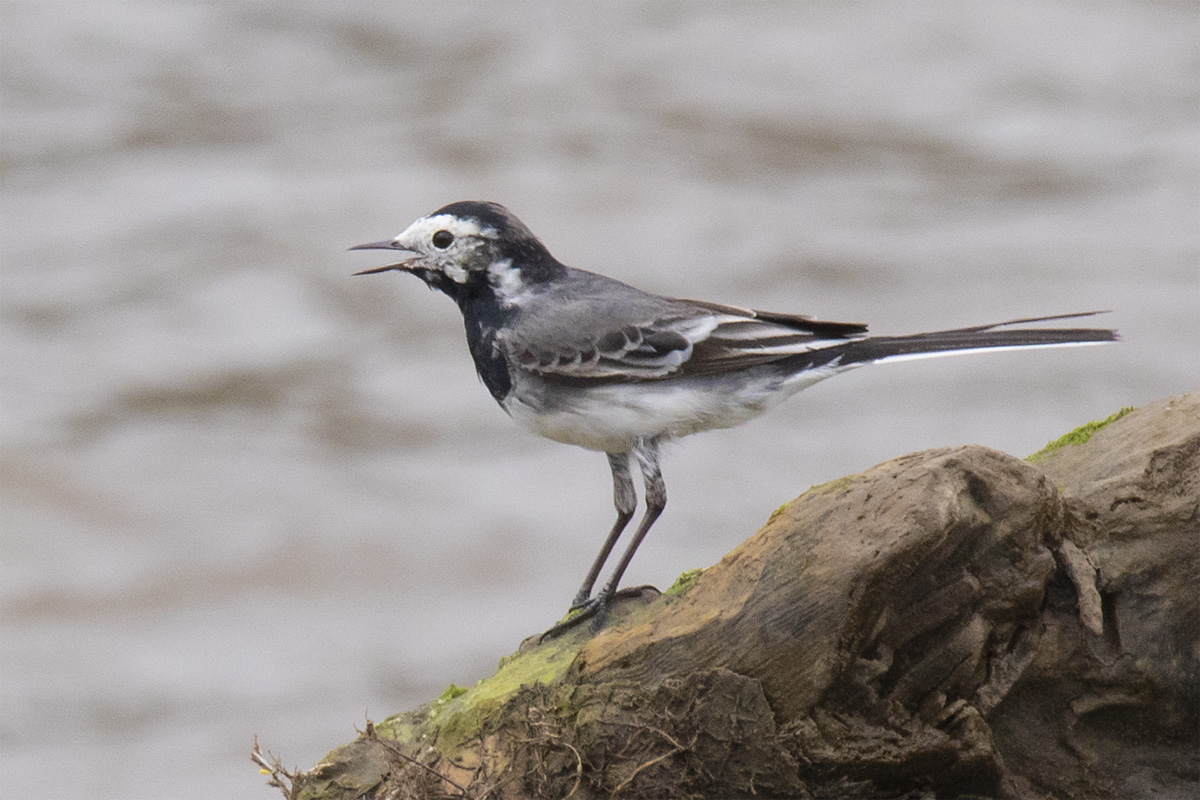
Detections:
[541, 585, 662, 642]
[540, 595, 608, 641]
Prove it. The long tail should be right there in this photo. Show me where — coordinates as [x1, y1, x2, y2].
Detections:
[784, 311, 1118, 374]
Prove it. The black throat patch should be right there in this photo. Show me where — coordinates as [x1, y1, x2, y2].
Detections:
[455, 281, 514, 403]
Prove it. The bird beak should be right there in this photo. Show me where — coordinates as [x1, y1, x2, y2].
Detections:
[348, 240, 417, 275]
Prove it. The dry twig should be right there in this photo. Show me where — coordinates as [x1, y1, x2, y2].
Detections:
[609, 727, 696, 799]
[366, 722, 474, 798]
[252, 736, 300, 800]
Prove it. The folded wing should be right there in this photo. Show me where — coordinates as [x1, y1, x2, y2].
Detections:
[504, 297, 867, 383]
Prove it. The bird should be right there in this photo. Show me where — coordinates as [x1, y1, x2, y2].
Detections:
[350, 200, 1117, 637]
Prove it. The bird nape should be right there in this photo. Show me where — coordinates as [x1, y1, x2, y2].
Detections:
[351, 201, 1118, 638]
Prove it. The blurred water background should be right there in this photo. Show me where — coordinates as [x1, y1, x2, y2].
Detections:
[1, 3, 1197, 798]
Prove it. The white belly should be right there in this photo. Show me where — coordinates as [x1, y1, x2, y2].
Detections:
[501, 365, 850, 453]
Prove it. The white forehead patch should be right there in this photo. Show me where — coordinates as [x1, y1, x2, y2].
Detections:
[395, 214, 491, 248]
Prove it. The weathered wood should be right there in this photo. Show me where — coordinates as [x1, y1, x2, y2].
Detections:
[270, 394, 1198, 800]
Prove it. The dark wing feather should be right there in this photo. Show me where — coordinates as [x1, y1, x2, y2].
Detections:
[677, 300, 867, 377]
[684, 300, 868, 338]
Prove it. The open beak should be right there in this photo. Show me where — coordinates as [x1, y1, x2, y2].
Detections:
[348, 240, 417, 275]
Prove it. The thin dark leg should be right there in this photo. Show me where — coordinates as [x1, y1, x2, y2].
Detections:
[570, 452, 636, 608]
[593, 437, 665, 608]
[540, 437, 665, 641]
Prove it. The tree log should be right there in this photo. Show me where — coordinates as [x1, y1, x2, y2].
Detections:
[273, 394, 1198, 800]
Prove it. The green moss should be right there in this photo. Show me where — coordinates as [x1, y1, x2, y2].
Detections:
[810, 476, 854, 495]
[664, 567, 705, 596]
[375, 634, 581, 752]
[766, 501, 792, 524]
[766, 476, 858, 525]
[549, 605, 586, 628]
[436, 683, 468, 702]
[1026, 406, 1135, 462]
[466, 639, 577, 708]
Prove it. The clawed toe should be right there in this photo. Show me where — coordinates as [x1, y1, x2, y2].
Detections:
[539, 583, 663, 643]
[611, 584, 660, 602]
[540, 595, 609, 642]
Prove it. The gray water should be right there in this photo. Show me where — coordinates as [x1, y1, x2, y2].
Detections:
[2, 3, 1197, 798]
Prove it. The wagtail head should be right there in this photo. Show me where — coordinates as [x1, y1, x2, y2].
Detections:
[350, 200, 564, 302]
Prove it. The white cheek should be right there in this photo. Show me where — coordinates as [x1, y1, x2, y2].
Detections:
[488, 259, 527, 304]
[445, 262, 469, 284]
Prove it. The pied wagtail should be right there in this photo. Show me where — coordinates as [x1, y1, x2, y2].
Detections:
[351, 201, 1117, 637]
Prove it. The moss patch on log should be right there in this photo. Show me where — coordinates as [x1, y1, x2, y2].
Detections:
[373, 634, 580, 754]
[1026, 405, 1134, 462]
[663, 567, 704, 596]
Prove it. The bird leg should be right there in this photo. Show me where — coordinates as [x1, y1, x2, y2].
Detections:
[541, 438, 665, 640]
[569, 452, 636, 609]
[589, 437, 666, 623]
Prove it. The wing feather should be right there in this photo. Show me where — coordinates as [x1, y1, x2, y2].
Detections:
[505, 306, 866, 382]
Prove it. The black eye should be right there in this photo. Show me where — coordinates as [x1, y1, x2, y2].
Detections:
[431, 230, 454, 249]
